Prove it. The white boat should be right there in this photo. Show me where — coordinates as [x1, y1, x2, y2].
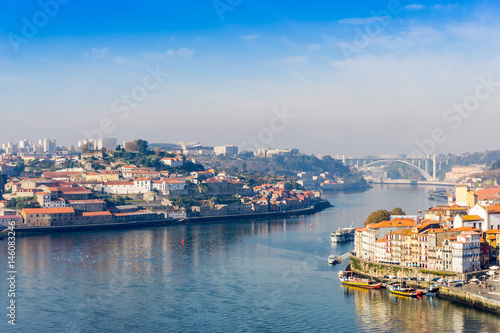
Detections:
[331, 224, 356, 243]
[328, 255, 340, 265]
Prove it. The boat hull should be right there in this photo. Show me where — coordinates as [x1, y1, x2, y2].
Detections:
[388, 286, 423, 297]
[339, 277, 383, 289]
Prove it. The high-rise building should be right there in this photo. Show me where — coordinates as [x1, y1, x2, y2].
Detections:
[42, 138, 56, 153]
[214, 145, 238, 156]
[97, 137, 117, 151]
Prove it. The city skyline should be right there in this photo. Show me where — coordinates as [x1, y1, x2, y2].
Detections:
[1, 1, 500, 155]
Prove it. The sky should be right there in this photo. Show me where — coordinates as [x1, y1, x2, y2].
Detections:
[0, 0, 499, 156]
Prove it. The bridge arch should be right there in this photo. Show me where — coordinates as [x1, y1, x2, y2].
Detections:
[357, 159, 434, 181]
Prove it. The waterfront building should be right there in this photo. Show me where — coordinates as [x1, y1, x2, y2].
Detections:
[67, 199, 107, 212]
[375, 237, 388, 262]
[21, 207, 76, 227]
[485, 229, 500, 265]
[451, 231, 481, 273]
[359, 219, 415, 261]
[436, 236, 455, 271]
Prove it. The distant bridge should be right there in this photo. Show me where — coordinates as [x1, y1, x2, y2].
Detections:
[337, 155, 450, 181]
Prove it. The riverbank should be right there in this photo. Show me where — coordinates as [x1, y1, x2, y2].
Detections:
[4, 199, 332, 235]
[348, 256, 500, 314]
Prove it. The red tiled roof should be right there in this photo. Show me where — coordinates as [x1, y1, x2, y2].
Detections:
[23, 207, 75, 214]
[81, 211, 112, 217]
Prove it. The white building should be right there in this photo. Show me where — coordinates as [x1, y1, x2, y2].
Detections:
[36, 192, 67, 208]
[42, 138, 56, 153]
[152, 179, 185, 192]
[468, 204, 500, 231]
[359, 219, 415, 261]
[97, 137, 117, 151]
[375, 237, 388, 262]
[451, 231, 481, 273]
[214, 145, 238, 156]
[161, 157, 184, 167]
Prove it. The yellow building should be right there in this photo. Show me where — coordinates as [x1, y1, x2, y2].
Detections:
[85, 171, 119, 182]
[485, 229, 500, 265]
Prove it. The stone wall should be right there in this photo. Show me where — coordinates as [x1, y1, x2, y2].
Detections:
[438, 286, 500, 313]
[349, 255, 463, 280]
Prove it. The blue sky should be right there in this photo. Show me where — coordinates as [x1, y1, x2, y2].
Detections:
[1, 0, 499, 155]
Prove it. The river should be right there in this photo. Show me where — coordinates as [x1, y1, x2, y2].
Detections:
[2, 185, 500, 332]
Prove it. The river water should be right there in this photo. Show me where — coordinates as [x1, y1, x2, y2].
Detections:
[2, 185, 500, 332]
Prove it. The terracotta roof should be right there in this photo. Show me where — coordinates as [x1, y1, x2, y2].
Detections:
[488, 205, 500, 213]
[104, 181, 134, 186]
[368, 220, 415, 229]
[68, 199, 106, 204]
[81, 211, 112, 217]
[462, 215, 483, 221]
[475, 187, 500, 201]
[23, 207, 75, 214]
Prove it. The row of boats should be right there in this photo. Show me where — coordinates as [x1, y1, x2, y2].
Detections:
[338, 271, 439, 297]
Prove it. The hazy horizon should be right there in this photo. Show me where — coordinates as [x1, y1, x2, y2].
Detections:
[2, 1, 500, 156]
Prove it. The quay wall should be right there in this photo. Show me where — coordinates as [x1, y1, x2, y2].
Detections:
[438, 286, 500, 314]
[349, 255, 467, 280]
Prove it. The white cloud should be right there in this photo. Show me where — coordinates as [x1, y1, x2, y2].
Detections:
[432, 3, 458, 10]
[405, 4, 425, 10]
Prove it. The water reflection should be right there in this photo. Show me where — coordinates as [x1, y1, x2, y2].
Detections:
[3, 185, 500, 332]
[341, 284, 500, 333]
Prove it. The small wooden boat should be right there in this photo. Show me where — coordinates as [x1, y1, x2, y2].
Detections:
[338, 271, 383, 289]
[424, 284, 439, 296]
[388, 284, 423, 297]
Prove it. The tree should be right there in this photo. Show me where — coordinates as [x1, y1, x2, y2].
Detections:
[154, 147, 162, 156]
[364, 209, 391, 226]
[80, 142, 92, 153]
[239, 151, 254, 159]
[137, 139, 148, 154]
[390, 207, 406, 215]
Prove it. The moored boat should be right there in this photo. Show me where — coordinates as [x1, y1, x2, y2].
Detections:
[331, 226, 355, 243]
[328, 255, 341, 265]
[424, 284, 439, 296]
[338, 271, 383, 289]
[388, 284, 423, 297]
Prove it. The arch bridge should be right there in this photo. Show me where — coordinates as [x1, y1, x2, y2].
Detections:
[357, 159, 434, 181]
